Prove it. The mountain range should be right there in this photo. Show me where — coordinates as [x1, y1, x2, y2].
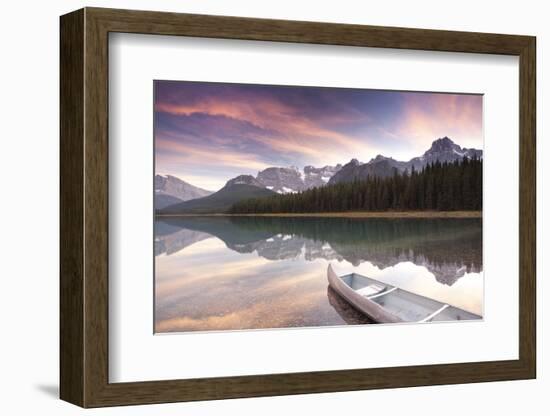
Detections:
[157, 137, 482, 214]
[329, 137, 482, 184]
[160, 175, 277, 214]
[256, 164, 343, 193]
[155, 174, 213, 209]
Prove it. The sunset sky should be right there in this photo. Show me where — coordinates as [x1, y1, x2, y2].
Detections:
[155, 81, 483, 191]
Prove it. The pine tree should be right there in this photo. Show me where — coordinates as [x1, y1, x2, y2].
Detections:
[228, 159, 483, 214]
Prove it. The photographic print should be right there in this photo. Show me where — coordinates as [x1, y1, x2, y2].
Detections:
[154, 81, 483, 333]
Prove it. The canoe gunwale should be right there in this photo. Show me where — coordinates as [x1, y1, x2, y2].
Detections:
[327, 265, 403, 324]
[327, 265, 482, 324]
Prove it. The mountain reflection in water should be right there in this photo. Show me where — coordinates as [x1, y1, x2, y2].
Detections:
[155, 216, 482, 332]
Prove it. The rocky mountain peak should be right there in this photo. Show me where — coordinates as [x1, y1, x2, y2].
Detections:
[329, 137, 482, 185]
[154, 174, 213, 209]
[302, 164, 342, 189]
[224, 175, 264, 188]
[256, 167, 304, 194]
[370, 154, 391, 163]
[254, 164, 342, 194]
[426, 136, 460, 154]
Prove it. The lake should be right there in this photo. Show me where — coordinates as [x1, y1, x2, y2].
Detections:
[154, 216, 483, 333]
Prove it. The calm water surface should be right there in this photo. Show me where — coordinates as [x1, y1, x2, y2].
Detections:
[154, 216, 483, 333]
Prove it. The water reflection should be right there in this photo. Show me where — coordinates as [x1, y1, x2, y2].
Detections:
[156, 217, 482, 284]
[155, 216, 482, 332]
[327, 286, 373, 325]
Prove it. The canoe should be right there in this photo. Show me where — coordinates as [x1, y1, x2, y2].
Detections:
[327, 264, 481, 324]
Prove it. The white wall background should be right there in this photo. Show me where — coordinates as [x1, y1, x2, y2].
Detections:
[0, 0, 545, 414]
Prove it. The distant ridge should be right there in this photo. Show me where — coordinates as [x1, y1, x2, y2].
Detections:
[329, 137, 482, 184]
[157, 137, 482, 214]
[155, 174, 213, 209]
[159, 175, 277, 214]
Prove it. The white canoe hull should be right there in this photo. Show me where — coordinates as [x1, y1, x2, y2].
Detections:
[327, 265, 481, 324]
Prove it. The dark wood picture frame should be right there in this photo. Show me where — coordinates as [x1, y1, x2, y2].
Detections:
[60, 7, 536, 408]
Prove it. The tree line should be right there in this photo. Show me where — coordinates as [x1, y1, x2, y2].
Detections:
[229, 157, 482, 213]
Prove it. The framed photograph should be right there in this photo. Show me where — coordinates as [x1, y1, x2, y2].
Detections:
[60, 7, 536, 407]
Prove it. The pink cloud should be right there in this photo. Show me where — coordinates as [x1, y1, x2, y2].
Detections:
[398, 94, 483, 152]
[156, 139, 272, 171]
[156, 95, 371, 162]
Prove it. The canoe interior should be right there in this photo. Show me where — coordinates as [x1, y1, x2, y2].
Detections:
[340, 273, 481, 323]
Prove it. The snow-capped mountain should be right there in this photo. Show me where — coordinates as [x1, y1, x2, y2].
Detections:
[154, 174, 213, 209]
[256, 167, 305, 193]
[408, 136, 482, 171]
[158, 166, 342, 214]
[157, 136, 481, 212]
[224, 174, 265, 188]
[329, 137, 482, 185]
[255, 165, 342, 194]
[303, 164, 343, 188]
[224, 137, 480, 193]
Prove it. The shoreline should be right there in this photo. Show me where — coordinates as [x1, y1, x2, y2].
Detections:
[156, 211, 482, 219]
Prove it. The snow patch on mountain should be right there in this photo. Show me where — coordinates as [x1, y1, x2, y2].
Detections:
[253, 164, 342, 194]
[329, 137, 482, 185]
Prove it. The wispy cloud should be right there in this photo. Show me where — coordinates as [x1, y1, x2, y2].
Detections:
[156, 94, 369, 159]
[155, 82, 483, 188]
[157, 138, 272, 171]
[395, 93, 483, 156]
